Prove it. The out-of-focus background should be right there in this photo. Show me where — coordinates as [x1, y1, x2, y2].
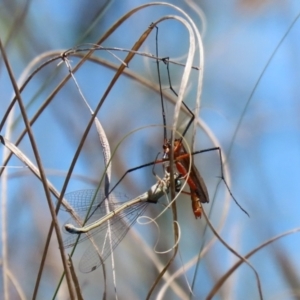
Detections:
[1, 1, 300, 299]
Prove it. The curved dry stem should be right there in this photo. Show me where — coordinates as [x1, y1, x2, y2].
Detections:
[5, 266, 27, 300]
[55, 15, 194, 298]
[0, 48, 190, 298]
[143, 16, 195, 298]
[62, 42, 231, 297]
[184, 0, 207, 37]
[0, 41, 76, 298]
[0, 45, 201, 179]
[51, 24, 156, 299]
[133, 4, 203, 297]
[68, 256, 84, 300]
[0, 52, 230, 300]
[0, 53, 62, 133]
[201, 208, 263, 300]
[65, 44, 231, 297]
[207, 228, 300, 299]
[0, 136, 83, 219]
[62, 58, 111, 296]
[0, 3, 242, 299]
[58, 124, 192, 295]
[64, 44, 199, 70]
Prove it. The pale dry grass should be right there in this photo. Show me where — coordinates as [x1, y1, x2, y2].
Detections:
[1, 1, 300, 300]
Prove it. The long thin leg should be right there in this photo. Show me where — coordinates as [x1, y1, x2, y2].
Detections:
[154, 25, 167, 142]
[108, 146, 248, 217]
[176, 146, 249, 216]
[159, 56, 247, 216]
[163, 57, 195, 138]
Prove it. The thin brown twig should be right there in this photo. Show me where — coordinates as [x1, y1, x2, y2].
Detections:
[206, 228, 300, 299]
[201, 208, 263, 300]
[64, 44, 199, 70]
[0, 55, 61, 133]
[68, 255, 84, 300]
[50, 21, 156, 299]
[0, 39, 76, 299]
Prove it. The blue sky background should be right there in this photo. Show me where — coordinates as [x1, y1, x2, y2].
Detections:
[1, 1, 300, 299]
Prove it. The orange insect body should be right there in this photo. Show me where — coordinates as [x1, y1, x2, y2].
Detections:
[165, 139, 209, 219]
[191, 192, 202, 218]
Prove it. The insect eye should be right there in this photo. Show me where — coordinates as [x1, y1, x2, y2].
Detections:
[175, 179, 181, 192]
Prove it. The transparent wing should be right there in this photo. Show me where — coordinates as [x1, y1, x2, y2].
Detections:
[63, 190, 150, 272]
[78, 202, 148, 273]
[62, 188, 129, 247]
[61, 188, 128, 211]
[63, 201, 124, 247]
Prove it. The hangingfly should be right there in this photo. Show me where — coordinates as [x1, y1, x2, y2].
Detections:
[153, 25, 248, 218]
